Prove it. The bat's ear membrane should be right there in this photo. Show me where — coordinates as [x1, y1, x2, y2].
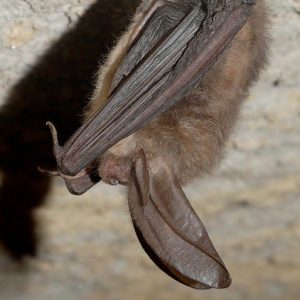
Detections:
[128, 150, 231, 289]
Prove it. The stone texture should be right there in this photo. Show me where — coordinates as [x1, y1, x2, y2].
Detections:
[0, 1, 299, 300]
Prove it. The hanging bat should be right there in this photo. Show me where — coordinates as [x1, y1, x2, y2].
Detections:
[41, 0, 269, 289]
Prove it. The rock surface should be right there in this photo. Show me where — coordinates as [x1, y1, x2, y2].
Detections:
[0, 0, 299, 300]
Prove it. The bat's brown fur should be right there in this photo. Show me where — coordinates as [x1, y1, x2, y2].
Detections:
[86, 0, 269, 186]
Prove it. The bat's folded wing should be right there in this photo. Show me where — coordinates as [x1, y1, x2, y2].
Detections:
[46, 0, 255, 193]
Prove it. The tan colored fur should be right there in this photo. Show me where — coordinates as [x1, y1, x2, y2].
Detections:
[86, 0, 269, 185]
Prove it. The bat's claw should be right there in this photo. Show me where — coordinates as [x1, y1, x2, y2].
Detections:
[46, 121, 62, 159]
[37, 166, 60, 177]
[38, 122, 64, 178]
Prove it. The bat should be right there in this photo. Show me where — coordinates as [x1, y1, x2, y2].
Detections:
[41, 0, 269, 289]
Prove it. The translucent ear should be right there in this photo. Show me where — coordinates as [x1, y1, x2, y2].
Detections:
[128, 150, 231, 289]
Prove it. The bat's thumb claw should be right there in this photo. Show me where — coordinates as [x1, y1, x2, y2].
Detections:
[46, 121, 62, 159]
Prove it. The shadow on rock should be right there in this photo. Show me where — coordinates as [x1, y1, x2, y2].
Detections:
[0, 0, 139, 260]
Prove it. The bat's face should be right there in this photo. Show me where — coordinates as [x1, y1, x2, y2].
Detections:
[42, 0, 259, 290]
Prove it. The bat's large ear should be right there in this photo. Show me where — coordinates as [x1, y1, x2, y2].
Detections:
[128, 150, 231, 289]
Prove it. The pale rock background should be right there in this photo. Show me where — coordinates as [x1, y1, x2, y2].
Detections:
[0, 1, 299, 300]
